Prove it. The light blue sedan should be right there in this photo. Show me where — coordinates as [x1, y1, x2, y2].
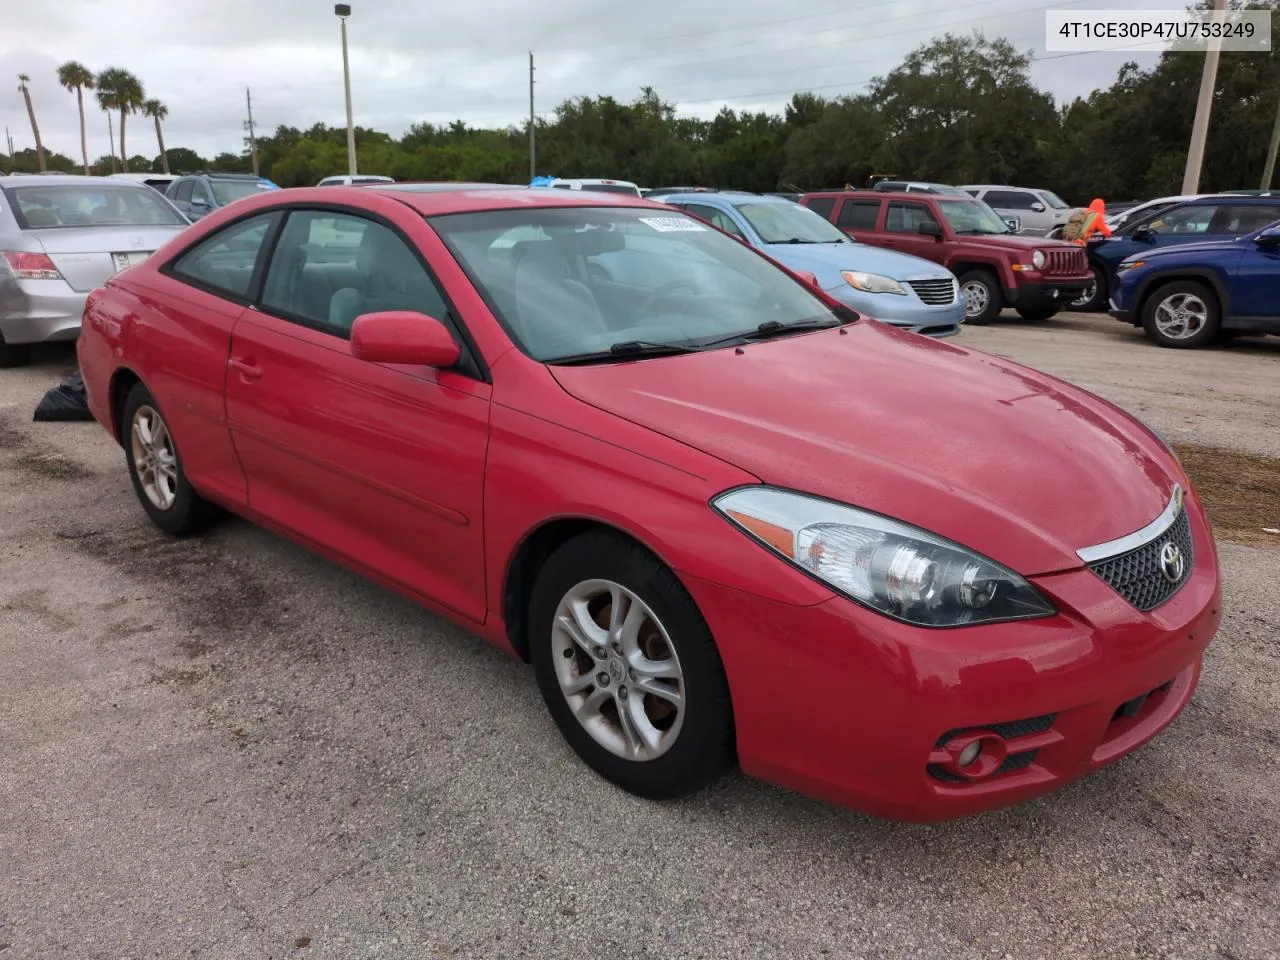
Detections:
[660, 191, 964, 337]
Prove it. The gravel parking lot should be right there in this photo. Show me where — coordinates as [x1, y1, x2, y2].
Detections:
[1, 313, 1277, 960]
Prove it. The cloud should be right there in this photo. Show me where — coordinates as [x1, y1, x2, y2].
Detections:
[2, 0, 1164, 163]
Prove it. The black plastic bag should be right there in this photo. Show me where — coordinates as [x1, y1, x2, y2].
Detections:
[33, 369, 95, 422]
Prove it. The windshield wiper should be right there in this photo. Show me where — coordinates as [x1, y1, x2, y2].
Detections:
[698, 317, 844, 349]
[551, 340, 703, 365]
[773, 237, 822, 244]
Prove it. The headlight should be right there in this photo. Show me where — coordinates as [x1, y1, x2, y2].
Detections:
[1116, 259, 1145, 273]
[1031, 250, 1047, 269]
[842, 271, 907, 295]
[713, 487, 1057, 628]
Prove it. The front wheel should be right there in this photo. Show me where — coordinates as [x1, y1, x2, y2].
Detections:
[122, 382, 217, 535]
[529, 531, 735, 800]
[958, 271, 1003, 325]
[1141, 280, 1221, 349]
[1069, 264, 1107, 312]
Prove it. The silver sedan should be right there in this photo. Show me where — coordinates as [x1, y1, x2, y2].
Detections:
[0, 174, 191, 367]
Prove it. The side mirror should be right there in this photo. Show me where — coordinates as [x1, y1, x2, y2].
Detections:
[1132, 226, 1154, 242]
[350, 311, 461, 368]
[918, 221, 944, 239]
[1030, 201, 1046, 212]
[794, 270, 821, 287]
[1254, 227, 1280, 247]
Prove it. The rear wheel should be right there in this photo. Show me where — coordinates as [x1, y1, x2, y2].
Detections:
[958, 270, 1002, 325]
[1140, 281, 1221, 349]
[529, 531, 735, 800]
[121, 382, 217, 535]
[0, 334, 31, 368]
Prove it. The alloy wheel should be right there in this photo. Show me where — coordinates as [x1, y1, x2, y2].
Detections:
[1153, 292, 1209, 341]
[130, 404, 178, 511]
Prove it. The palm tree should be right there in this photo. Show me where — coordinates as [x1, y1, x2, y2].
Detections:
[17, 74, 47, 172]
[143, 99, 169, 174]
[96, 67, 145, 169]
[57, 61, 95, 175]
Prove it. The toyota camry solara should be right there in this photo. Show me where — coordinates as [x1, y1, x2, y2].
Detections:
[76, 185, 1222, 822]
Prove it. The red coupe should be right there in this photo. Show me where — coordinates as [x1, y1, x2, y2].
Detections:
[76, 185, 1222, 821]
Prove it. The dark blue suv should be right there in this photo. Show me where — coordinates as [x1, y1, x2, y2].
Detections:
[1077, 195, 1280, 311]
[1107, 218, 1280, 348]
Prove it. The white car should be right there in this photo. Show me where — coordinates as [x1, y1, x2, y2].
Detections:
[545, 178, 643, 198]
[960, 184, 1081, 236]
[316, 174, 396, 187]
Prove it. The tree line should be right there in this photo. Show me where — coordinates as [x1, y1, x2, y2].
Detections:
[5, 19, 1277, 205]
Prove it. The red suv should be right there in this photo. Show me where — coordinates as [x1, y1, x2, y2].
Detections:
[800, 190, 1092, 323]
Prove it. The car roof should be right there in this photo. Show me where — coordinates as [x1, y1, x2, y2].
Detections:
[263, 184, 656, 216]
[0, 174, 150, 187]
[659, 191, 783, 206]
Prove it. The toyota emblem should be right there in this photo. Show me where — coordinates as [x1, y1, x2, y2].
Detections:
[1158, 541, 1185, 584]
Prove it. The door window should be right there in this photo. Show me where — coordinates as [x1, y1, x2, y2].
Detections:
[681, 203, 745, 238]
[837, 200, 881, 229]
[260, 210, 450, 338]
[804, 197, 836, 220]
[1146, 205, 1215, 234]
[983, 190, 1038, 210]
[885, 202, 940, 233]
[169, 211, 279, 300]
[173, 180, 194, 203]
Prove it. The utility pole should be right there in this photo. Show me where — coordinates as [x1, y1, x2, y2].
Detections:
[245, 87, 260, 177]
[1182, 0, 1227, 194]
[1262, 95, 1280, 190]
[4, 127, 13, 162]
[106, 113, 117, 173]
[336, 3, 357, 176]
[529, 52, 536, 182]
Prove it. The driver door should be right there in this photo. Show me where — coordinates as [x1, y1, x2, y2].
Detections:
[224, 208, 492, 622]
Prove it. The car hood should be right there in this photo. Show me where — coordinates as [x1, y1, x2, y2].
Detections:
[956, 233, 1069, 252]
[549, 322, 1179, 576]
[758, 241, 952, 283]
[1123, 237, 1247, 261]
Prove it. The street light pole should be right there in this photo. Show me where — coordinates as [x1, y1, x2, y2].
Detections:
[1181, 0, 1227, 194]
[336, 3, 357, 176]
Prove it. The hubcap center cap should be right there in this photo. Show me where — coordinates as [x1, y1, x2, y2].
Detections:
[607, 657, 626, 684]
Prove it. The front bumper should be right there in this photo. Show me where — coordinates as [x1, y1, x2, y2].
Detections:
[828, 285, 965, 338]
[1005, 278, 1092, 312]
[0, 278, 87, 345]
[680, 499, 1221, 822]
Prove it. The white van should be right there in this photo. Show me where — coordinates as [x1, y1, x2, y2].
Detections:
[546, 178, 642, 198]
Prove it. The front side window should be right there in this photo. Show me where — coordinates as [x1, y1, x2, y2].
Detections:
[260, 209, 449, 337]
[172, 180, 193, 203]
[1146, 205, 1215, 234]
[431, 206, 844, 363]
[837, 200, 881, 230]
[1040, 191, 1070, 209]
[169, 211, 279, 299]
[885, 202, 940, 234]
[1, 184, 187, 229]
[734, 201, 848, 244]
[933, 200, 1013, 235]
[984, 190, 1037, 211]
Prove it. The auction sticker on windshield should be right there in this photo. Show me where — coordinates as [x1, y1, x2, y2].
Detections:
[639, 217, 706, 232]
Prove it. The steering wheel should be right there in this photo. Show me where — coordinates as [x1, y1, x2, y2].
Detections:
[637, 280, 699, 316]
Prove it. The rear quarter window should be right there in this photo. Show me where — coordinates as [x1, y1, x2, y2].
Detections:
[805, 197, 836, 221]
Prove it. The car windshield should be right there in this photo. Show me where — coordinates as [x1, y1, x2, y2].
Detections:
[733, 200, 849, 244]
[1041, 191, 1070, 209]
[210, 179, 270, 205]
[431, 206, 844, 363]
[2, 184, 186, 229]
[935, 199, 1013, 235]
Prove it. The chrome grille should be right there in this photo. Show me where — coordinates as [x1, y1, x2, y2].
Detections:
[907, 278, 957, 305]
[1088, 507, 1194, 611]
[1045, 248, 1087, 276]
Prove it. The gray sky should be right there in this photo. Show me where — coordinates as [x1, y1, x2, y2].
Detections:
[2, 0, 1173, 162]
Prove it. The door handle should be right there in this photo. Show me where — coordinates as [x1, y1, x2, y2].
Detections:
[229, 357, 262, 380]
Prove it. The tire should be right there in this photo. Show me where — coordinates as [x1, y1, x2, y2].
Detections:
[529, 531, 735, 800]
[1069, 264, 1107, 312]
[120, 382, 217, 535]
[1015, 307, 1059, 322]
[958, 270, 1003, 325]
[0, 335, 32, 368]
[1140, 280, 1221, 349]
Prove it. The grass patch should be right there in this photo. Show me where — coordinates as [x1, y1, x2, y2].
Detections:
[1173, 444, 1280, 547]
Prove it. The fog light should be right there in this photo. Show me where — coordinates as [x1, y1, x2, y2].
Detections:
[957, 741, 982, 767]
